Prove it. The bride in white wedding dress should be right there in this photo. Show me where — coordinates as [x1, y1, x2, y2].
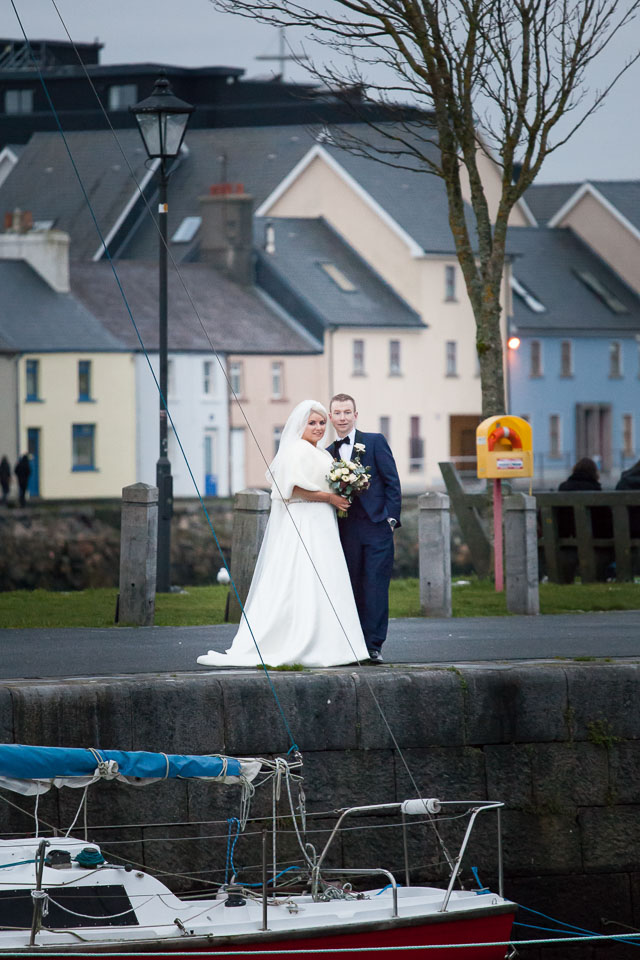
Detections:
[197, 400, 369, 668]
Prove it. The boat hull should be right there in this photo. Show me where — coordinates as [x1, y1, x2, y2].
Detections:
[2, 906, 516, 959]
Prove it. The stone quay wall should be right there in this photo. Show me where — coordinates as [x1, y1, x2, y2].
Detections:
[1, 663, 639, 959]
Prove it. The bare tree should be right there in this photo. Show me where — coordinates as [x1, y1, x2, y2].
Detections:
[212, 0, 639, 416]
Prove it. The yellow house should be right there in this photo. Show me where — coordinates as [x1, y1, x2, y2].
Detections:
[19, 352, 136, 499]
[0, 230, 136, 500]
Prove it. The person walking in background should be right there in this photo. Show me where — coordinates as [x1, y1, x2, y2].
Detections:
[328, 393, 401, 664]
[0, 456, 10, 504]
[14, 454, 31, 508]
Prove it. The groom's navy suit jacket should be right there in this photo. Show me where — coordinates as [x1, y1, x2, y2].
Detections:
[329, 430, 402, 527]
[329, 430, 401, 652]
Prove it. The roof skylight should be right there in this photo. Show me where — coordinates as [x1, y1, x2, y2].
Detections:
[575, 271, 629, 315]
[318, 261, 357, 292]
[171, 216, 201, 244]
[510, 275, 546, 313]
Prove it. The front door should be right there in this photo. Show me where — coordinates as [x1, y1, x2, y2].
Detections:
[27, 427, 40, 497]
[230, 428, 245, 493]
[450, 415, 482, 475]
[204, 429, 218, 496]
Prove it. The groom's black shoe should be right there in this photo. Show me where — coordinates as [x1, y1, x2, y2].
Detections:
[368, 649, 384, 664]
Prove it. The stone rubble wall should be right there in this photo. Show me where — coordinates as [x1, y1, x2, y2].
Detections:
[1, 663, 639, 959]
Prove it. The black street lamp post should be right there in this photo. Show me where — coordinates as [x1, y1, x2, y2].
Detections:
[130, 76, 194, 593]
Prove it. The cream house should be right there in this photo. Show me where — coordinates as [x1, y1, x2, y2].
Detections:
[544, 181, 640, 296]
[249, 139, 533, 488]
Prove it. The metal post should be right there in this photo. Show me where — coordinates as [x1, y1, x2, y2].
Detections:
[29, 839, 49, 946]
[156, 159, 173, 593]
[493, 478, 504, 592]
[261, 829, 268, 931]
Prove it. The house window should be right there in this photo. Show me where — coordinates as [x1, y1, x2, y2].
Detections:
[78, 360, 92, 401]
[25, 359, 39, 401]
[273, 425, 284, 455]
[389, 340, 401, 376]
[560, 341, 573, 377]
[271, 361, 284, 399]
[445, 264, 456, 301]
[353, 339, 365, 376]
[108, 84, 138, 110]
[549, 415, 562, 458]
[5, 89, 33, 114]
[623, 414, 634, 458]
[609, 341, 622, 378]
[72, 424, 96, 471]
[379, 416, 390, 442]
[446, 341, 458, 377]
[229, 361, 243, 396]
[409, 416, 424, 472]
[203, 361, 213, 395]
[530, 340, 543, 377]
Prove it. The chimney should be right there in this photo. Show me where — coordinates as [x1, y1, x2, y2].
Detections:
[0, 218, 70, 292]
[198, 183, 254, 285]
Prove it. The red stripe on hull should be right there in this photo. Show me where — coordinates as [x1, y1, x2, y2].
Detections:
[154, 911, 516, 959]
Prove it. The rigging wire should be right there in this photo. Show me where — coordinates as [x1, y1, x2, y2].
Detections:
[10, 0, 452, 868]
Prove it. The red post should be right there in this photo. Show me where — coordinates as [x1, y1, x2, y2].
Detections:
[493, 478, 503, 592]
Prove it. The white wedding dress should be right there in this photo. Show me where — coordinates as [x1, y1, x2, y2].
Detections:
[198, 422, 369, 668]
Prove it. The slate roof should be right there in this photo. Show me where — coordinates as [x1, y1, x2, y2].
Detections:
[507, 227, 640, 336]
[0, 130, 152, 259]
[254, 217, 423, 337]
[70, 260, 320, 354]
[523, 182, 580, 225]
[0, 122, 467, 262]
[0, 260, 123, 352]
[589, 181, 640, 234]
[525, 179, 640, 232]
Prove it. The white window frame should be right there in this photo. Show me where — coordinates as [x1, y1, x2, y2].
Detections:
[203, 360, 213, 395]
[445, 264, 456, 301]
[229, 361, 244, 397]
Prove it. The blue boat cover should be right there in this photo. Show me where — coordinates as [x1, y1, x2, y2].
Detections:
[0, 744, 248, 782]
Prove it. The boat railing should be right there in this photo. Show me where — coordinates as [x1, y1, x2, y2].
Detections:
[311, 798, 504, 914]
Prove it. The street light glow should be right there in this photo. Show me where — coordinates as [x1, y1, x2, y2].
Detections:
[507, 336, 521, 350]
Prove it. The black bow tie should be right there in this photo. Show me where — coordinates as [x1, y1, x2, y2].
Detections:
[336, 437, 351, 450]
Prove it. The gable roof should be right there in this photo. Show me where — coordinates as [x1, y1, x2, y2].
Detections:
[526, 179, 640, 237]
[523, 182, 581, 225]
[507, 227, 640, 336]
[70, 260, 320, 354]
[0, 122, 527, 264]
[0, 260, 123, 352]
[254, 216, 424, 338]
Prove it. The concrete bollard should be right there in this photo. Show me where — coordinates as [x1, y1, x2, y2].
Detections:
[504, 494, 540, 615]
[226, 488, 271, 623]
[118, 482, 158, 626]
[418, 492, 452, 618]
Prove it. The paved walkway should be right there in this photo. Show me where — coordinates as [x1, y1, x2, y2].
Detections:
[1, 610, 639, 680]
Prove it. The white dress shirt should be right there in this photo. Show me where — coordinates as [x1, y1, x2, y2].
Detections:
[335, 429, 355, 462]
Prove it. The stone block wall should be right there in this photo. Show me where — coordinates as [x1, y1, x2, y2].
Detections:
[1, 663, 639, 959]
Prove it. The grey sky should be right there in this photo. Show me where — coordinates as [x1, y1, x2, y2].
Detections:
[3, 0, 639, 183]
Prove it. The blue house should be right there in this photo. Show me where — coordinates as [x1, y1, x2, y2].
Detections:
[506, 227, 640, 487]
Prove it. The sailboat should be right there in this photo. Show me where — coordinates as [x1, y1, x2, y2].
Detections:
[0, 744, 516, 958]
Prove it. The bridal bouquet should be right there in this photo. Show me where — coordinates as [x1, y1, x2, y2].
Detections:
[327, 442, 371, 518]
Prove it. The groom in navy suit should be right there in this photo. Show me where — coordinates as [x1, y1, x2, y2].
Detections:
[328, 393, 401, 663]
